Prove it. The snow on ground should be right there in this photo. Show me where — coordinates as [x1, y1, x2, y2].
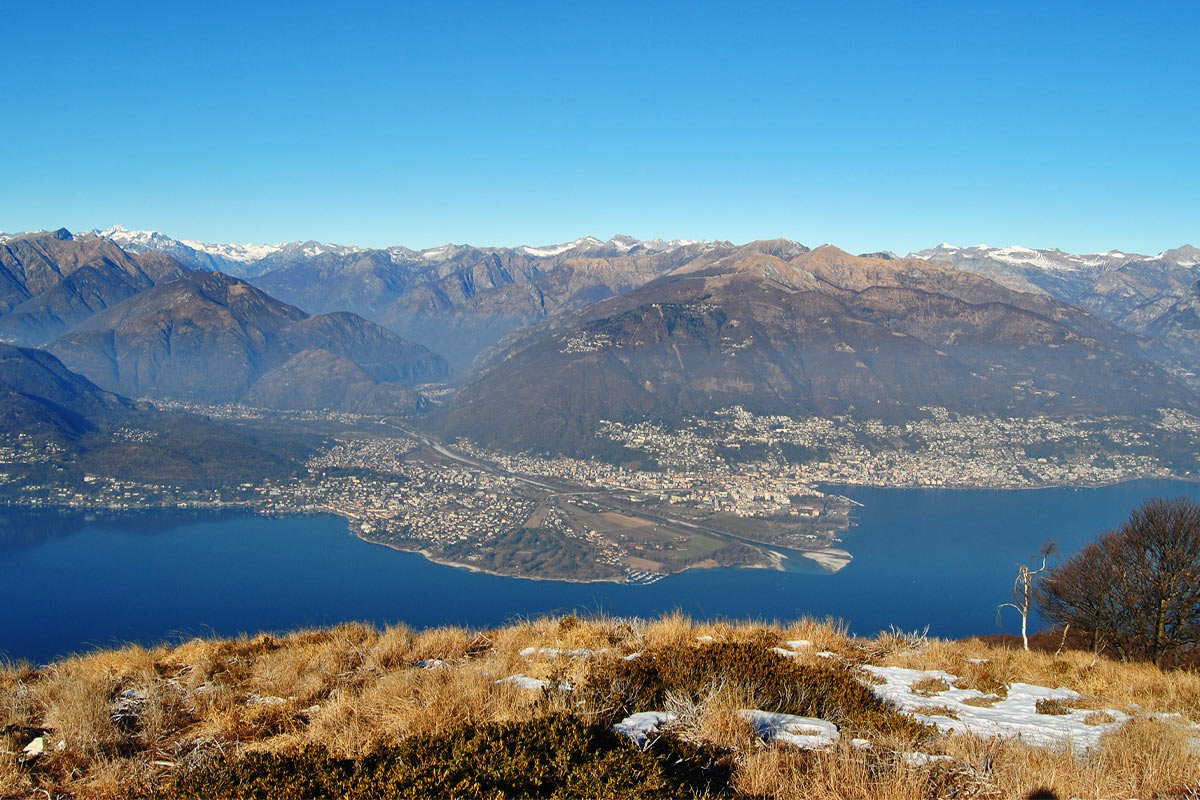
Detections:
[772, 640, 815, 658]
[521, 236, 604, 257]
[415, 659, 446, 668]
[740, 710, 839, 749]
[419, 245, 454, 260]
[496, 674, 551, 691]
[613, 711, 676, 746]
[613, 709, 840, 750]
[863, 665, 1129, 750]
[180, 238, 286, 262]
[519, 646, 608, 659]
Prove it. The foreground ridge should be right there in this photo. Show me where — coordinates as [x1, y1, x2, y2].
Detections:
[3, 614, 1199, 798]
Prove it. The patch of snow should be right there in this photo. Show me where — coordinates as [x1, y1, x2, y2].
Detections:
[519, 646, 607, 659]
[613, 711, 676, 746]
[901, 751, 954, 767]
[622, 652, 642, 661]
[985, 246, 1084, 271]
[416, 659, 446, 668]
[911, 241, 1164, 272]
[299, 242, 361, 258]
[521, 236, 601, 257]
[772, 647, 800, 658]
[641, 237, 708, 252]
[696, 635, 716, 643]
[785, 640, 813, 649]
[178, 236, 285, 262]
[817, 651, 839, 659]
[862, 665, 1130, 751]
[497, 674, 550, 691]
[740, 710, 839, 749]
[419, 244, 454, 260]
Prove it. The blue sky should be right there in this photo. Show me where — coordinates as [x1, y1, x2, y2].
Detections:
[1, 0, 1195, 253]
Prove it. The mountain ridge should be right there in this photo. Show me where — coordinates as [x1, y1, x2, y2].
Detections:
[442, 242, 1200, 455]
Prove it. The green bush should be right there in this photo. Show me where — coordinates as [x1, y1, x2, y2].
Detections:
[157, 713, 732, 799]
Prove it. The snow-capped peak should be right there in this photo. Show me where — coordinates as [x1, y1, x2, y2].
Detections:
[519, 235, 715, 258]
[521, 236, 604, 257]
[419, 244, 458, 260]
[909, 242, 1182, 273]
[177, 238, 286, 263]
[94, 226, 288, 264]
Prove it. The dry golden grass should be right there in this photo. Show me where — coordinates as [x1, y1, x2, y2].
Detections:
[0, 732, 34, 798]
[4, 614, 1200, 798]
[734, 742, 939, 800]
[940, 717, 1200, 798]
[909, 676, 950, 697]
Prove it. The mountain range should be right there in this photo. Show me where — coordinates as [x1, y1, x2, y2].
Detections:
[84, 228, 728, 366]
[442, 242, 1199, 453]
[919, 243, 1200, 367]
[0, 230, 449, 413]
[78, 227, 1200, 372]
[3, 225, 1199, 461]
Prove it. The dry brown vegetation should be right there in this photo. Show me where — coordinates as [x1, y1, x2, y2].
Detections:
[1, 614, 1199, 798]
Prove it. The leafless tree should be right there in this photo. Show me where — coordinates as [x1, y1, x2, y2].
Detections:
[998, 540, 1057, 650]
[1036, 497, 1200, 665]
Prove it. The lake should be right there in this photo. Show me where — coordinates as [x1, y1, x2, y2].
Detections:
[4, 479, 1200, 663]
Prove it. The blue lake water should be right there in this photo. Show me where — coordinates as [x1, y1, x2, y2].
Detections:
[4, 478, 1200, 663]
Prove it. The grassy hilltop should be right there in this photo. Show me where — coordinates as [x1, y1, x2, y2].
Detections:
[3, 614, 1200, 799]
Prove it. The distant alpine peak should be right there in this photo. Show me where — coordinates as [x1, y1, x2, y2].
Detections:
[93, 227, 368, 269]
[520, 234, 718, 258]
[1157, 245, 1200, 267]
[908, 242, 1200, 272]
[520, 235, 607, 257]
[95, 225, 287, 263]
[69, 226, 1200, 273]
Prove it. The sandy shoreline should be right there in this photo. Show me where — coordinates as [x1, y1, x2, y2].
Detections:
[798, 547, 853, 573]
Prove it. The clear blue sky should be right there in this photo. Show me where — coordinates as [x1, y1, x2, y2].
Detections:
[1, 0, 1195, 254]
